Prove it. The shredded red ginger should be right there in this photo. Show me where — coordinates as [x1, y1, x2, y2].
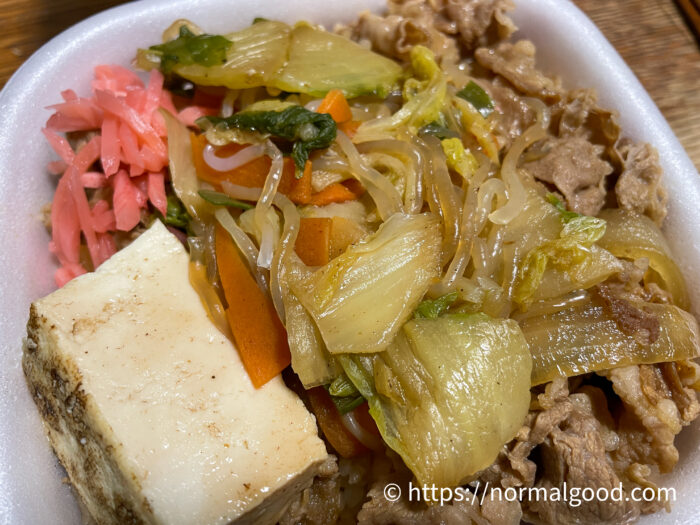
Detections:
[44, 65, 216, 287]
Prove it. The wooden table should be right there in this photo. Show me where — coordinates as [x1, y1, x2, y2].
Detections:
[1, 0, 698, 170]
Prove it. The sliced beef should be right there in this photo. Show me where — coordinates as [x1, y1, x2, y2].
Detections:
[552, 89, 620, 150]
[479, 379, 573, 489]
[522, 135, 613, 216]
[614, 139, 668, 226]
[338, 0, 515, 63]
[600, 364, 699, 475]
[474, 40, 560, 101]
[443, 0, 516, 50]
[524, 389, 641, 525]
[480, 77, 536, 149]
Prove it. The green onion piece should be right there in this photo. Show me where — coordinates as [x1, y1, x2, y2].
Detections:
[331, 394, 366, 415]
[546, 193, 581, 223]
[198, 189, 254, 210]
[329, 374, 359, 397]
[456, 81, 494, 118]
[163, 194, 190, 229]
[414, 291, 459, 319]
[418, 122, 460, 140]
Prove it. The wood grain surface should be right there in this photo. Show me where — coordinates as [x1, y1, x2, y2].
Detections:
[1, 0, 698, 170]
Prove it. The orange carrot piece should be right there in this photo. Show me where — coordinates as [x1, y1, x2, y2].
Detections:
[338, 120, 361, 138]
[191, 134, 313, 205]
[308, 182, 358, 207]
[190, 133, 270, 188]
[317, 89, 353, 124]
[295, 217, 332, 266]
[306, 387, 368, 458]
[285, 159, 313, 204]
[215, 224, 291, 388]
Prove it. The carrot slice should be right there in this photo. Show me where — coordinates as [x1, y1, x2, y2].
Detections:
[317, 89, 352, 124]
[191, 134, 313, 205]
[306, 387, 368, 458]
[215, 223, 291, 388]
[295, 217, 331, 266]
[308, 182, 358, 207]
[338, 120, 361, 138]
[283, 159, 313, 205]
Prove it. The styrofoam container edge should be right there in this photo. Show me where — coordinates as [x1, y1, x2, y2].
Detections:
[0, 0, 698, 523]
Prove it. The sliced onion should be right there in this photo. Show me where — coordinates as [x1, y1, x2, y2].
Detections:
[203, 143, 265, 172]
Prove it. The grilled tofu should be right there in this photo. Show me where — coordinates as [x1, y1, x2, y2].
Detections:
[23, 221, 329, 525]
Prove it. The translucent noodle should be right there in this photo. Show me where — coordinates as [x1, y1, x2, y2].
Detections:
[335, 131, 403, 220]
[220, 183, 301, 322]
[255, 141, 284, 269]
[214, 207, 270, 295]
[419, 136, 461, 264]
[488, 98, 550, 225]
[269, 193, 301, 323]
[358, 139, 424, 214]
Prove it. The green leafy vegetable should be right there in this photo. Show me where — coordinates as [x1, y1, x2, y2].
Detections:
[328, 374, 359, 397]
[291, 213, 442, 354]
[203, 106, 336, 170]
[414, 292, 458, 319]
[197, 189, 254, 209]
[147, 26, 232, 74]
[340, 313, 532, 487]
[456, 81, 494, 118]
[276, 23, 403, 98]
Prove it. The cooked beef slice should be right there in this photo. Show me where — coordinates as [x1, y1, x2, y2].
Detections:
[480, 77, 536, 149]
[522, 135, 613, 216]
[337, 0, 515, 63]
[474, 40, 560, 101]
[601, 364, 700, 475]
[552, 88, 620, 151]
[614, 139, 668, 225]
[524, 390, 641, 525]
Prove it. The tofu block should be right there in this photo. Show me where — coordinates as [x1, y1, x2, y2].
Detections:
[23, 221, 329, 525]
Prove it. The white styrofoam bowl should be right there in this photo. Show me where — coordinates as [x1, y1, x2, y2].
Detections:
[1, 0, 698, 523]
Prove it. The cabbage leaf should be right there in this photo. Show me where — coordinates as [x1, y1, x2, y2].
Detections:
[356, 46, 447, 139]
[291, 213, 441, 354]
[138, 20, 402, 98]
[340, 313, 532, 487]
